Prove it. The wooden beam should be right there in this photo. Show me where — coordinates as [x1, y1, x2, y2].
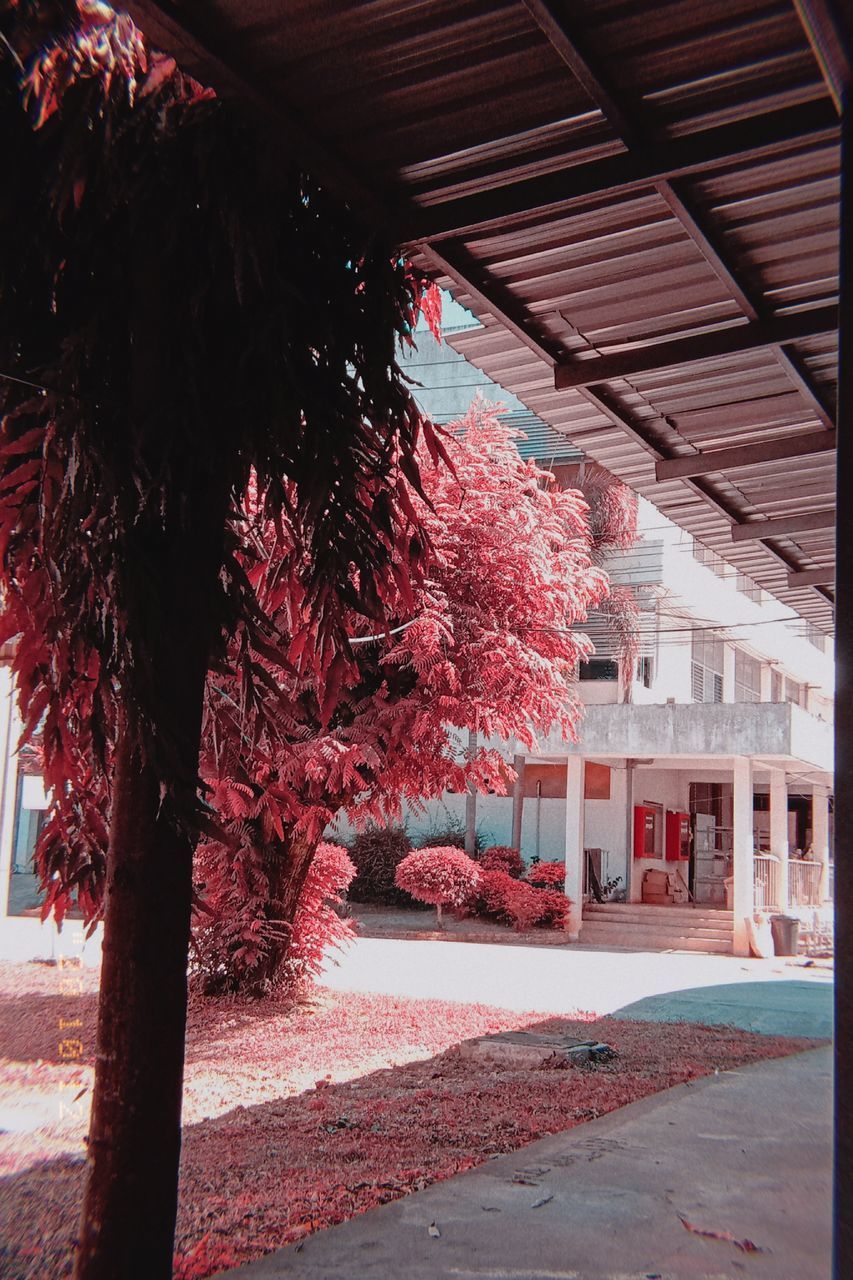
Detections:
[519, 0, 640, 145]
[514, 5, 838, 432]
[656, 430, 837, 481]
[125, 0, 398, 232]
[794, 0, 851, 114]
[788, 567, 835, 588]
[555, 306, 838, 390]
[418, 243, 564, 367]
[731, 509, 836, 542]
[409, 99, 838, 242]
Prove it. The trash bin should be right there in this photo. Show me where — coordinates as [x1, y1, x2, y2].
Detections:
[770, 914, 800, 956]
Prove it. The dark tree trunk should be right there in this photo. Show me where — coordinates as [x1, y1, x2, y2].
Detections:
[74, 250, 231, 1276]
[245, 829, 323, 995]
[73, 492, 227, 1278]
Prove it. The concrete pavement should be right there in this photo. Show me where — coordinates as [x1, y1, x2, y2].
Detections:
[222, 1046, 832, 1280]
[320, 936, 833, 1035]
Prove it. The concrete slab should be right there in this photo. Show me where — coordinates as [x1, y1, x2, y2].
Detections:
[220, 1047, 832, 1280]
[319, 937, 833, 1033]
[614, 979, 834, 1038]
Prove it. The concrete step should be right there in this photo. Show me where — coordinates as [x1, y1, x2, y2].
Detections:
[578, 923, 733, 954]
[581, 918, 733, 942]
[583, 903, 733, 925]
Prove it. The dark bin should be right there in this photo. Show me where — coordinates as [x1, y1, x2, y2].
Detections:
[770, 914, 800, 956]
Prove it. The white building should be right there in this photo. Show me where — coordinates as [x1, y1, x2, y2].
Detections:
[0, 305, 834, 962]
[387, 306, 834, 956]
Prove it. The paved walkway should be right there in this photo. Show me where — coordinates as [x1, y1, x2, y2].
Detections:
[320, 936, 833, 1036]
[223, 1045, 832, 1280]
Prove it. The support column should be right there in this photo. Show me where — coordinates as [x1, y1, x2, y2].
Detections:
[624, 759, 635, 902]
[834, 53, 852, 1280]
[732, 757, 754, 956]
[564, 755, 585, 940]
[464, 728, 477, 857]
[0, 667, 19, 921]
[510, 754, 525, 852]
[812, 784, 831, 903]
[769, 768, 789, 911]
[723, 643, 736, 703]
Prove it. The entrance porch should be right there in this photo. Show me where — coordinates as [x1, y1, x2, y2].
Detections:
[529, 701, 834, 956]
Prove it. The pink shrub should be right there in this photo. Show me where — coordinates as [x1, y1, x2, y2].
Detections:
[395, 846, 481, 924]
[475, 867, 569, 931]
[478, 844, 525, 878]
[525, 859, 566, 889]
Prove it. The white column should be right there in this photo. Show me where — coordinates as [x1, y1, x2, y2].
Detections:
[0, 667, 19, 920]
[759, 664, 773, 703]
[769, 768, 789, 910]
[732, 756, 754, 956]
[812, 784, 831, 902]
[723, 643, 736, 703]
[564, 755, 585, 940]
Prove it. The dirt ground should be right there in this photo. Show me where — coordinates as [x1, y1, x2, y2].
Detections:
[0, 960, 823, 1279]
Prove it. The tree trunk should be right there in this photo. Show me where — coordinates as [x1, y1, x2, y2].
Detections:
[243, 829, 324, 996]
[74, 251, 230, 1275]
[73, 492, 226, 1278]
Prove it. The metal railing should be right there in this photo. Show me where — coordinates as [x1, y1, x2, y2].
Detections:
[788, 859, 825, 908]
[753, 854, 781, 910]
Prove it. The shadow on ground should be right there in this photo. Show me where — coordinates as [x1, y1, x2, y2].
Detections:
[0, 1002, 823, 1280]
[614, 977, 833, 1038]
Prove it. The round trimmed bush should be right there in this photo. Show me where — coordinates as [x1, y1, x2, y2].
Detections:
[394, 846, 481, 925]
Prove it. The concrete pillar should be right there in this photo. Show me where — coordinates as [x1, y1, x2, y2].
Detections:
[564, 755, 585, 940]
[769, 768, 789, 910]
[812, 785, 831, 903]
[624, 759, 635, 902]
[0, 667, 19, 920]
[732, 756, 754, 956]
[759, 664, 773, 703]
[464, 728, 477, 856]
[510, 754, 525, 851]
[723, 643, 736, 703]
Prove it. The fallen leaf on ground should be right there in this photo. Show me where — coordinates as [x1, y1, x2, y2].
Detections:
[679, 1216, 764, 1252]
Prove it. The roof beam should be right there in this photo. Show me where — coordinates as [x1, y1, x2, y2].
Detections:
[731, 509, 836, 542]
[125, 1, 398, 231]
[520, 6, 838, 438]
[788, 567, 835, 588]
[555, 306, 838, 390]
[656, 430, 837, 481]
[409, 99, 839, 242]
[519, 0, 641, 145]
[794, 0, 851, 114]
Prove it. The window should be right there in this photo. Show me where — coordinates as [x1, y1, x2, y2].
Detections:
[786, 678, 805, 709]
[579, 658, 618, 681]
[734, 649, 761, 702]
[691, 631, 725, 703]
[736, 572, 764, 604]
[636, 655, 653, 688]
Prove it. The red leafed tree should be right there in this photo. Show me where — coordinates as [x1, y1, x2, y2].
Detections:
[0, 4, 444, 1277]
[192, 396, 609, 993]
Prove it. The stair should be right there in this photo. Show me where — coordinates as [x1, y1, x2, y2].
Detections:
[580, 903, 734, 954]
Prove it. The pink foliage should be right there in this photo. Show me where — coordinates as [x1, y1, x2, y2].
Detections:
[478, 844, 525, 878]
[285, 843, 356, 987]
[191, 841, 354, 994]
[525, 860, 566, 889]
[476, 868, 569, 931]
[395, 846, 481, 909]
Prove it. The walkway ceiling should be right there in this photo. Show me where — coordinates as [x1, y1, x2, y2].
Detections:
[128, 0, 845, 633]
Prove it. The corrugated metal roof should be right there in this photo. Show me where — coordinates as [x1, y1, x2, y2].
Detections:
[129, 0, 841, 633]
